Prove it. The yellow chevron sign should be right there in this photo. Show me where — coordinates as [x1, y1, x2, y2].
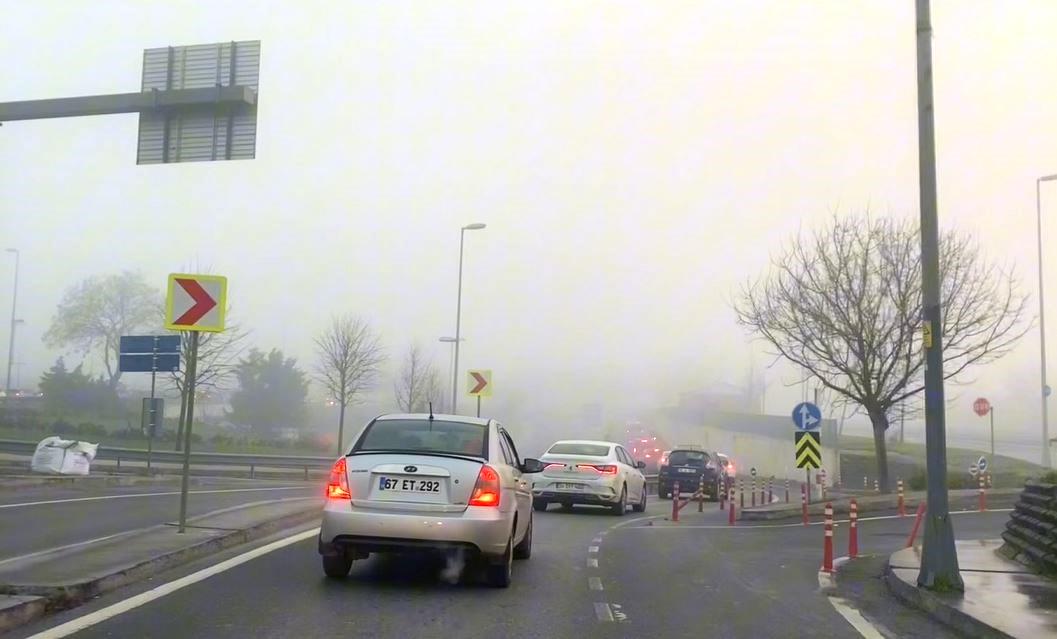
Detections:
[795, 431, 822, 469]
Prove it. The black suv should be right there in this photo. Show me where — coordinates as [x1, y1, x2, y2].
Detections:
[658, 448, 721, 500]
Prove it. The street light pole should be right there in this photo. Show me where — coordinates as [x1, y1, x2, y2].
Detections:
[439, 336, 463, 413]
[1036, 174, 1057, 468]
[5, 249, 19, 395]
[915, 0, 962, 590]
[451, 224, 485, 414]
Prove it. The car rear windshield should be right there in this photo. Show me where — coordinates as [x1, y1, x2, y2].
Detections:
[354, 419, 487, 457]
[669, 451, 710, 466]
[547, 443, 611, 456]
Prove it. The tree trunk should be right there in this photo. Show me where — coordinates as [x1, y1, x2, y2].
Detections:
[175, 385, 188, 452]
[868, 409, 891, 493]
[337, 402, 346, 457]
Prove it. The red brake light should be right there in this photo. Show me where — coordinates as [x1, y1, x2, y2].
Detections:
[326, 457, 351, 500]
[469, 465, 501, 507]
[577, 464, 618, 475]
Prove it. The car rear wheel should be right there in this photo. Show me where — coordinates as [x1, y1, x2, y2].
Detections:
[513, 515, 532, 560]
[486, 531, 514, 588]
[533, 499, 548, 512]
[632, 485, 647, 512]
[322, 553, 352, 578]
[610, 486, 627, 516]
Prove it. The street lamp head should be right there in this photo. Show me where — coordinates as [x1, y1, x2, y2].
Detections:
[1041, 174, 1057, 183]
[463, 223, 486, 231]
[4, 248, 16, 254]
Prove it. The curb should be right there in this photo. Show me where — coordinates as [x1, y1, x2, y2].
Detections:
[883, 560, 1012, 639]
[0, 500, 321, 633]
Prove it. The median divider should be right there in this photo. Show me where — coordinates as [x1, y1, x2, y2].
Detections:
[738, 487, 1020, 522]
[0, 496, 322, 633]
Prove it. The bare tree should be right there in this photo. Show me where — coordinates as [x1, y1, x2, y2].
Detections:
[44, 271, 162, 389]
[395, 343, 441, 413]
[734, 215, 1030, 492]
[314, 315, 385, 454]
[169, 317, 250, 450]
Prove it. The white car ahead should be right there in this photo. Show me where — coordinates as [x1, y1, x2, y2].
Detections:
[318, 413, 545, 587]
[531, 440, 648, 514]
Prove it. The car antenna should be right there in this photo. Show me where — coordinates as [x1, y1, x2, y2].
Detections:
[428, 402, 434, 421]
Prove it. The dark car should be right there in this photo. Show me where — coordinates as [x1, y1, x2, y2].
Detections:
[657, 448, 721, 500]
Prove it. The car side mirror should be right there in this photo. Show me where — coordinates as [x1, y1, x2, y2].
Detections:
[636, 461, 647, 470]
[521, 458, 546, 473]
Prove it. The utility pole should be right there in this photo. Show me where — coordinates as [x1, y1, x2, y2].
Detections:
[4, 249, 19, 396]
[915, 0, 962, 591]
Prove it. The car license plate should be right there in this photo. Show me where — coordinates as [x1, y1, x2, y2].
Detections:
[378, 476, 441, 493]
[679, 468, 696, 473]
[556, 482, 584, 490]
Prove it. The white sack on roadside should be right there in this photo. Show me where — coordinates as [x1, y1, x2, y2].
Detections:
[30, 436, 97, 475]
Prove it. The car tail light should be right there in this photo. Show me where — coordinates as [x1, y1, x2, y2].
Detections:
[469, 465, 501, 507]
[326, 457, 351, 500]
[577, 464, 618, 475]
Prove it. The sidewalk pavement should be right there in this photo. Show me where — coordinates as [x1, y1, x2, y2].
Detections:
[740, 488, 1021, 521]
[0, 496, 321, 633]
[886, 539, 1057, 638]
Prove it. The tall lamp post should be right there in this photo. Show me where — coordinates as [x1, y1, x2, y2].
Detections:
[452, 224, 486, 414]
[439, 336, 463, 413]
[1037, 174, 1057, 468]
[5, 248, 19, 396]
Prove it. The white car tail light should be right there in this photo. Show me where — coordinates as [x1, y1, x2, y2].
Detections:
[576, 464, 618, 475]
[469, 465, 501, 507]
[327, 457, 351, 500]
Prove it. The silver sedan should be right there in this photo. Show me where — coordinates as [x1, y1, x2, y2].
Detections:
[318, 413, 544, 587]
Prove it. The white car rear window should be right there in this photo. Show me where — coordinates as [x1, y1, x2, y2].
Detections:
[547, 443, 610, 456]
[355, 419, 487, 457]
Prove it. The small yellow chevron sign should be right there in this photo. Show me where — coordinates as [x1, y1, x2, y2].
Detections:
[795, 431, 822, 469]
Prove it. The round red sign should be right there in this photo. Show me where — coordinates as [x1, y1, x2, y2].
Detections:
[973, 397, 991, 417]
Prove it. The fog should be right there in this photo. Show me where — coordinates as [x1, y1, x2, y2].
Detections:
[2, 1, 1057, 459]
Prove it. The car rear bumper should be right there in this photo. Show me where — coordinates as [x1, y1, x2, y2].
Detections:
[531, 477, 622, 503]
[532, 490, 621, 505]
[319, 500, 512, 558]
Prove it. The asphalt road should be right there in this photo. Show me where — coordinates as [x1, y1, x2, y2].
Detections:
[9, 498, 1013, 638]
[0, 479, 319, 562]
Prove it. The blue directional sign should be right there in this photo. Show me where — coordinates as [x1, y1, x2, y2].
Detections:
[977, 456, 988, 473]
[120, 335, 181, 355]
[791, 402, 822, 431]
[120, 353, 180, 373]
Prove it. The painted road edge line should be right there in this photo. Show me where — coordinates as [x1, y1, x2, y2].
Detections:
[828, 597, 885, 639]
[25, 527, 320, 639]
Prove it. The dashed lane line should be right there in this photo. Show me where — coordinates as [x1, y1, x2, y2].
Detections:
[587, 558, 598, 568]
[587, 545, 599, 553]
[589, 577, 603, 591]
[594, 603, 614, 622]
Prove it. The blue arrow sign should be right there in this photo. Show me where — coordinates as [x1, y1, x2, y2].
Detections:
[792, 402, 822, 431]
[119, 353, 180, 373]
[120, 335, 181, 355]
[977, 456, 988, 473]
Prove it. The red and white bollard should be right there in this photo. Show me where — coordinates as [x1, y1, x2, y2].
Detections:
[784, 478, 790, 503]
[897, 479, 906, 517]
[848, 498, 859, 559]
[874, 479, 879, 493]
[978, 473, 987, 512]
[739, 478, 744, 509]
[821, 502, 834, 573]
[768, 478, 774, 504]
[751, 476, 757, 507]
[720, 476, 727, 510]
[801, 483, 809, 526]
[728, 481, 736, 526]
[864, 476, 868, 490]
[820, 472, 828, 501]
[698, 476, 706, 513]
[906, 501, 927, 548]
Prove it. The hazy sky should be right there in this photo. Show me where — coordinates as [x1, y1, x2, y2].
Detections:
[3, 1, 1057, 450]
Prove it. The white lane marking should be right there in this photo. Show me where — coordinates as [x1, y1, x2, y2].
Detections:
[592, 536, 603, 544]
[0, 486, 312, 509]
[828, 597, 885, 639]
[588, 576, 603, 591]
[610, 603, 627, 622]
[619, 508, 1013, 530]
[26, 527, 320, 639]
[587, 545, 599, 553]
[587, 558, 598, 568]
[594, 602, 614, 622]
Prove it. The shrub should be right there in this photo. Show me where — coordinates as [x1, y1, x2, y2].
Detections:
[1040, 470, 1057, 484]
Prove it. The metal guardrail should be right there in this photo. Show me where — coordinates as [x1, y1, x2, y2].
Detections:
[0, 439, 332, 479]
[1, 439, 664, 485]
